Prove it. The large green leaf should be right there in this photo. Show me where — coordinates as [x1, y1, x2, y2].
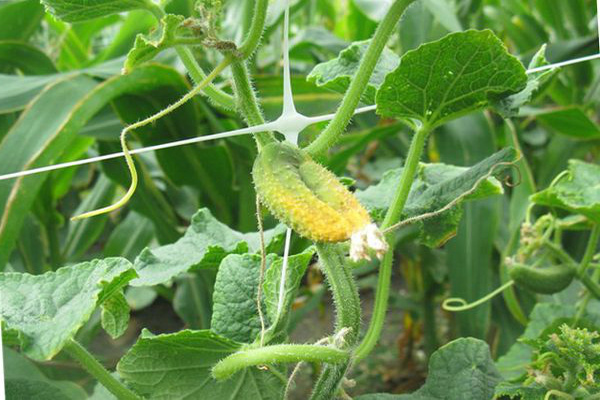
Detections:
[103, 211, 155, 260]
[356, 147, 516, 247]
[131, 208, 286, 287]
[307, 40, 400, 104]
[262, 247, 315, 339]
[4, 346, 87, 399]
[117, 330, 284, 399]
[376, 30, 527, 128]
[536, 107, 600, 140]
[211, 253, 269, 343]
[0, 65, 191, 270]
[531, 160, 600, 223]
[0, 75, 97, 269]
[0, 258, 135, 360]
[0, 59, 123, 114]
[0, 41, 57, 75]
[173, 271, 216, 330]
[356, 338, 502, 400]
[211, 248, 315, 344]
[5, 379, 73, 400]
[41, 0, 153, 23]
[0, 0, 45, 41]
[100, 291, 130, 339]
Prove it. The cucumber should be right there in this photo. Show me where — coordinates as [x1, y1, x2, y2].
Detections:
[509, 263, 575, 294]
[253, 142, 371, 243]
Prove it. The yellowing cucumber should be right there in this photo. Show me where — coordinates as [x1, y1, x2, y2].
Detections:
[253, 142, 371, 243]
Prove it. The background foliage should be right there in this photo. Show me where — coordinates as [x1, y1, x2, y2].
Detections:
[0, 0, 599, 399]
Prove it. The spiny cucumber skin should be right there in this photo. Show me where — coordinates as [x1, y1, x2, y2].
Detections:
[253, 142, 370, 243]
[509, 264, 575, 294]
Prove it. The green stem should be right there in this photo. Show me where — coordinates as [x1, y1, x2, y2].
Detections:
[308, 244, 361, 400]
[316, 244, 361, 344]
[577, 224, 600, 276]
[544, 240, 576, 265]
[175, 46, 235, 110]
[63, 339, 141, 400]
[422, 269, 438, 357]
[354, 125, 430, 362]
[212, 344, 348, 380]
[499, 230, 529, 325]
[575, 225, 600, 321]
[230, 61, 275, 148]
[578, 272, 600, 300]
[144, 0, 165, 20]
[238, 0, 269, 58]
[305, 0, 417, 158]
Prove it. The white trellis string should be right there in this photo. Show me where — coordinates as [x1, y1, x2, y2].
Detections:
[0, 53, 598, 182]
[526, 53, 600, 74]
[277, 0, 295, 319]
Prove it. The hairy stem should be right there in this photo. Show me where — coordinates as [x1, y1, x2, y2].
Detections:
[63, 339, 141, 400]
[239, 0, 269, 58]
[230, 61, 275, 148]
[309, 244, 361, 400]
[305, 0, 417, 158]
[316, 244, 361, 344]
[212, 344, 348, 380]
[175, 46, 235, 110]
[355, 125, 430, 362]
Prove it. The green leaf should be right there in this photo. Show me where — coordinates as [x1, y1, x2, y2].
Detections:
[307, 40, 400, 104]
[0, 258, 136, 360]
[0, 75, 98, 269]
[263, 247, 315, 339]
[356, 338, 502, 400]
[101, 291, 130, 339]
[117, 330, 284, 399]
[536, 107, 600, 140]
[422, 0, 462, 32]
[5, 379, 73, 400]
[357, 147, 516, 247]
[41, 0, 153, 23]
[131, 208, 285, 287]
[0, 41, 57, 75]
[4, 347, 88, 400]
[0, 0, 45, 42]
[491, 45, 559, 118]
[531, 160, 600, 223]
[211, 253, 268, 343]
[376, 30, 527, 128]
[103, 212, 155, 260]
[494, 382, 546, 400]
[124, 14, 184, 73]
[211, 248, 315, 344]
[173, 271, 216, 329]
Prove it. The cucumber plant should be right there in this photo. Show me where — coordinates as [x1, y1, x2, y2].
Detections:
[0, 1, 599, 399]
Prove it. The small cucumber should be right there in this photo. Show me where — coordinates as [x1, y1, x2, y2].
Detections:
[509, 263, 575, 294]
[253, 142, 371, 243]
